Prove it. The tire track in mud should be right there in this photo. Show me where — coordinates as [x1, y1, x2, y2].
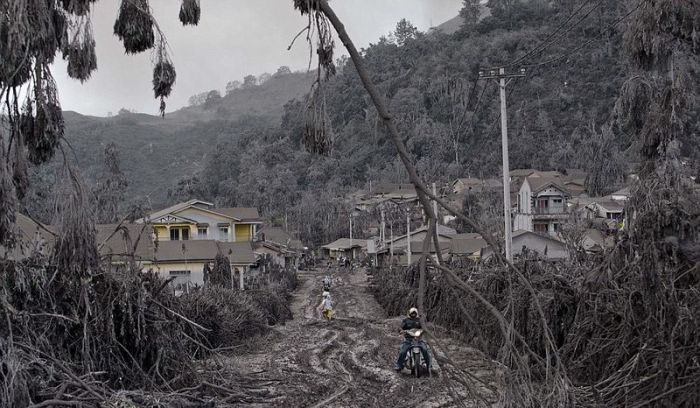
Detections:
[234, 266, 502, 407]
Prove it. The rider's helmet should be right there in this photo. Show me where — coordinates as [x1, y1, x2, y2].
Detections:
[322, 291, 330, 298]
[408, 307, 418, 317]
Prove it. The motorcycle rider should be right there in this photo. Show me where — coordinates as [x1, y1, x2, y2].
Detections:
[394, 307, 431, 372]
[317, 291, 334, 320]
[322, 274, 332, 291]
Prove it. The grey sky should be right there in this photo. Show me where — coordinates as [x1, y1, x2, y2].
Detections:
[52, 0, 462, 117]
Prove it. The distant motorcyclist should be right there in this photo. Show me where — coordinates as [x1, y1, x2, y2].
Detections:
[394, 307, 431, 372]
[322, 274, 332, 291]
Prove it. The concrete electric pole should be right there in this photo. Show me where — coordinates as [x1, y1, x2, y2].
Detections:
[478, 67, 525, 262]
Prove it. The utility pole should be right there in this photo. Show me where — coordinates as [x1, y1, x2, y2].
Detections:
[406, 210, 411, 266]
[390, 223, 394, 259]
[380, 210, 386, 245]
[478, 66, 525, 262]
[432, 182, 439, 225]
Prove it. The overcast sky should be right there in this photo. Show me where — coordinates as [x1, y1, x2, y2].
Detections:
[53, 0, 462, 117]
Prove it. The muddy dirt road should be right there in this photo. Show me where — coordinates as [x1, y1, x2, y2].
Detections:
[230, 267, 502, 407]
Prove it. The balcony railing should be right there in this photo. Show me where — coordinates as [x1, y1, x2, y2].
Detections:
[532, 206, 567, 215]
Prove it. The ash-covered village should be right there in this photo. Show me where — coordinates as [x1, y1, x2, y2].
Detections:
[1, 0, 699, 407]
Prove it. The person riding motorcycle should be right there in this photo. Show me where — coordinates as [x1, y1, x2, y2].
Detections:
[317, 291, 334, 320]
[322, 275, 332, 291]
[394, 307, 431, 372]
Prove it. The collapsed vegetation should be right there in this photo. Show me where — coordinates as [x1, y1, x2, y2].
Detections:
[0, 207, 297, 407]
[1, 173, 296, 406]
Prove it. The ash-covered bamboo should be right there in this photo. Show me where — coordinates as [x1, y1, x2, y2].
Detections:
[152, 40, 176, 117]
[113, 0, 155, 54]
[178, 0, 201, 26]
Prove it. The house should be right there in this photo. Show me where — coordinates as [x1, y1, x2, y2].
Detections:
[254, 226, 304, 269]
[382, 224, 457, 253]
[449, 233, 487, 261]
[610, 186, 631, 201]
[452, 178, 502, 195]
[586, 200, 625, 221]
[513, 175, 571, 236]
[0, 213, 54, 261]
[256, 226, 303, 250]
[152, 240, 255, 291]
[562, 177, 586, 197]
[321, 238, 365, 260]
[406, 240, 451, 264]
[510, 169, 561, 184]
[482, 230, 568, 260]
[376, 224, 457, 266]
[254, 241, 299, 269]
[95, 223, 256, 291]
[371, 183, 416, 197]
[138, 199, 262, 242]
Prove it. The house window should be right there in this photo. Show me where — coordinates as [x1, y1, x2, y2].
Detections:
[170, 227, 189, 241]
[553, 198, 562, 204]
[537, 199, 549, 208]
[197, 227, 208, 238]
[607, 212, 621, 220]
[219, 226, 230, 241]
[553, 223, 560, 232]
[534, 223, 548, 233]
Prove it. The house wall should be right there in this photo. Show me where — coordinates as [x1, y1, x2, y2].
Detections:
[154, 261, 208, 287]
[153, 225, 168, 240]
[154, 261, 250, 290]
[235, 224, 253, 242]
[151, 207, 258, 242]
[153, 223, 195, 241]
[515, 180, 533, 231]
[534, 187, 566, 213]
[518, 180, 533, 214]
[177, 208, 233, 240]
[513, 214, 532, 232]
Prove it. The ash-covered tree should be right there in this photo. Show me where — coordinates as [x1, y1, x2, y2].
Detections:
[203, 89, 222, 109]
[208, 252, 232, 288]
[93, 142, 128, 223]
[225, 80, 241, 95]
[392, 19, 419, 46]
[275, 65, 292, 76]
[242, 74, 258, 89]
[0, 0, 195, 245]
[582, 125, 624, 196]
[460, 0, 482, 27]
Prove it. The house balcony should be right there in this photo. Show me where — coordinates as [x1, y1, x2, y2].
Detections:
[532, 206, 567, 215]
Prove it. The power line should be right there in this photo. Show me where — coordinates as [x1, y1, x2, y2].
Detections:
[524, 3, 641, 69]
[506, 0, 605, 68]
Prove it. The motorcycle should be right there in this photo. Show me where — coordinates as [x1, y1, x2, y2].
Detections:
[403, 329, 429, 378]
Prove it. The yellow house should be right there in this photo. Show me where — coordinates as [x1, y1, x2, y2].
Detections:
[138, 199, 262, 243]
[95, 223, 256, 291]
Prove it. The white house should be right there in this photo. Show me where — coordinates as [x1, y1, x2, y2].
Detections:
[513, 176, 571, 236]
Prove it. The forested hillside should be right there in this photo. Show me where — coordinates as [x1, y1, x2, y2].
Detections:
[27, 0, 699, 245]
